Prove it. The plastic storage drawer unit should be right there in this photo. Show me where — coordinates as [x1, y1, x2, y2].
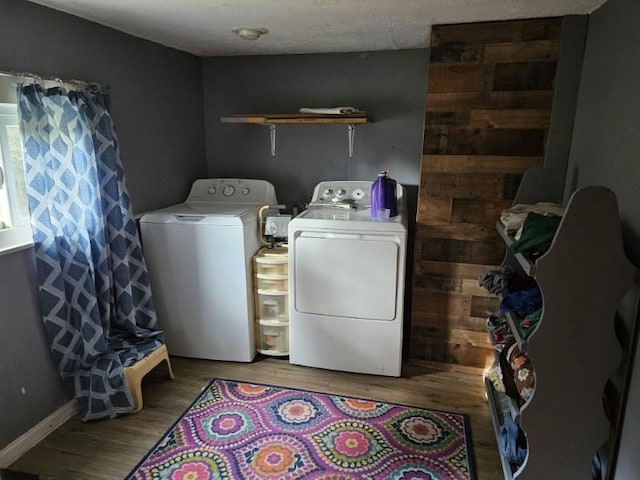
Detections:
[253, 247, 289, 356]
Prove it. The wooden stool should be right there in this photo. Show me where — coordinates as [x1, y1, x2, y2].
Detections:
[124, 344, 174, 413]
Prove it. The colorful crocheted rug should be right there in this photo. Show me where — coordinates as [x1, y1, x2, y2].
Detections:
[127, 379, 477, 479]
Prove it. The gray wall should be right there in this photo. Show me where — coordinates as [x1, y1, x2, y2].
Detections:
[202, 50, 428, 212]
[0, 0, 205, 449]
[202, 50, 428, 355]
[9, 0, 640, 472]
[563, 0, 640, 477]
[0, 250, 64, 451]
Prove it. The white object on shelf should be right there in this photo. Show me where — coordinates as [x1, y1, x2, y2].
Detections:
[298, 107, 359, 115]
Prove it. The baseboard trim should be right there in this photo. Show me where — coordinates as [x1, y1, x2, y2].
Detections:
[0, 399, 79, 468]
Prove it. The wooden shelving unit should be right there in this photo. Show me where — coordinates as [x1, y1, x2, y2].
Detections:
[220, 112, 368, 157]
[484, 170, 635, 479]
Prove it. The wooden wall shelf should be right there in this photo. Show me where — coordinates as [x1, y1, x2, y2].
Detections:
[220, 113, 368, 157]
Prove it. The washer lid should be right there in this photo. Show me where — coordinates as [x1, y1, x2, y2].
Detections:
[139, 202, 258, 225]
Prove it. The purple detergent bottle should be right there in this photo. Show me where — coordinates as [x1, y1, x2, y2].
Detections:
[370, 171, 398, 219]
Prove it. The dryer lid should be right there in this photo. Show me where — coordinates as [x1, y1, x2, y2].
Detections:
[290, 206, 407, 233]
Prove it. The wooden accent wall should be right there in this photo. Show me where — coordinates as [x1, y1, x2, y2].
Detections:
[410, 18, 562, 368]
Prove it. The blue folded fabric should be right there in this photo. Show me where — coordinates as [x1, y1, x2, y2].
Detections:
[500, 285, 542, 316]
[499, 411, 528, 466]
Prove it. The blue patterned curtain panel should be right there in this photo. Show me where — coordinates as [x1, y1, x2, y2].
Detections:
[17, 84, 164, 421]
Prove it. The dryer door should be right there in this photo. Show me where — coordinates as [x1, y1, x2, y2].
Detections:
[293, 232, 399, 320]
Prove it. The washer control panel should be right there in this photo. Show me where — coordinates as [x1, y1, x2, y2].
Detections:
[310, 181, 372, 206]
[187, 178, 277, 205]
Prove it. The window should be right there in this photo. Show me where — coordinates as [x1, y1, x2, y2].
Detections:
[0, 102, 31, 253]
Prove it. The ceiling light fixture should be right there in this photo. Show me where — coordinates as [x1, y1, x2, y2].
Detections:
[232, 27, 269, 41]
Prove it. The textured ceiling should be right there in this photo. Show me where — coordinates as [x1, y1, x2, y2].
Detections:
[28, 0, 606, 57]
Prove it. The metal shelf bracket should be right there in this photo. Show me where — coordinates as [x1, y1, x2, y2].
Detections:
[347, 124, 355, 159]
[266, 123, 356, 158]
[268, 124, 276, 157]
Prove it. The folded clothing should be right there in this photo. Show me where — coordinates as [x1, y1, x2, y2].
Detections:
[511, 212, 562, 258]
[520, 308, 542, 337]
[487, 312, 514, 346]
[486, 364, 506, 393]
[478, 265, 513, 295]
[500, 285, 542, 317]
[500, 202, 565, 234]
[507, 342, 535, 403]
[478, 265, 538, 296]
[500, 340, 522, 403]
[499, 410, 528, 467]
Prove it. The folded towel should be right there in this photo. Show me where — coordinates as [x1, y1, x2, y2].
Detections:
[299, 107, 359, 115]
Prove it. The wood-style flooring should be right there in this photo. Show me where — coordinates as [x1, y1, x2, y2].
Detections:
[10, 356, 502, 479]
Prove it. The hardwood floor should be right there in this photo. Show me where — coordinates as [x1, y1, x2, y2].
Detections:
[10, 356, 502, 479]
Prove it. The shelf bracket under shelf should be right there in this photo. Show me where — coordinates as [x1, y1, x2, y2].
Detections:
[221, 116, 364, 158]
[266, 123, 356, 158]
[347, 123, 355, 159]
[268, 124, 276, 157]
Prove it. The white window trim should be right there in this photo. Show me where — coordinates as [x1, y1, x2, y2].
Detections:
[0, 102, 33, 255]
[0, 224, 33, 255]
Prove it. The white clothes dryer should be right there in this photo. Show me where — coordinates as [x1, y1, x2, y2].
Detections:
[288, 181, 407, 377]
[139, 178, 277, 362]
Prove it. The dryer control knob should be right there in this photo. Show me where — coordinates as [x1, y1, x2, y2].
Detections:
[336, 189, 346, 196]
[223, 185, 236, 196]
[208, 186, 217, 194]
[242, 187, 251, 195]
[322, 188, 333, 196]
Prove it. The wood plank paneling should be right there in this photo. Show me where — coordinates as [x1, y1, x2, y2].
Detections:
[421, 173, 507, 200]
[417, 222, 500, 241]
[450, 199, 485, 224]
[411, 18, 562, 369]
[412, 273, 462, 292]
[470, 295, 501, 318]
[424, 127, 547, 156]
[409, 327, 493, 366]
[493, 61, 558, 91]
[415, 260, 496, 279]
[425, 111, 471, 127]
[468, 109, 551, 129]
[416, 194, 452, 224]
[412, 311, 489, 332]
[484, 40, 559, 63]
[429, 44, 485, 64]
[412, 289, 466, 316]
[426, 90, 553, 111]
[420, 238, 503, 265]
[427, 64, 495, 93]
[431, 18, 562, 46]
[423, 155, 543, 174]
[483, 200, 515, 224]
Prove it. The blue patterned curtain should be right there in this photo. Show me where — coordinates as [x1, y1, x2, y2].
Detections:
[17, 84, 164, 421]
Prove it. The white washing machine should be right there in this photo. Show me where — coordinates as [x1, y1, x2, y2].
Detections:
[288, 180, 407, 377]
[139, 178, 277, 362]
